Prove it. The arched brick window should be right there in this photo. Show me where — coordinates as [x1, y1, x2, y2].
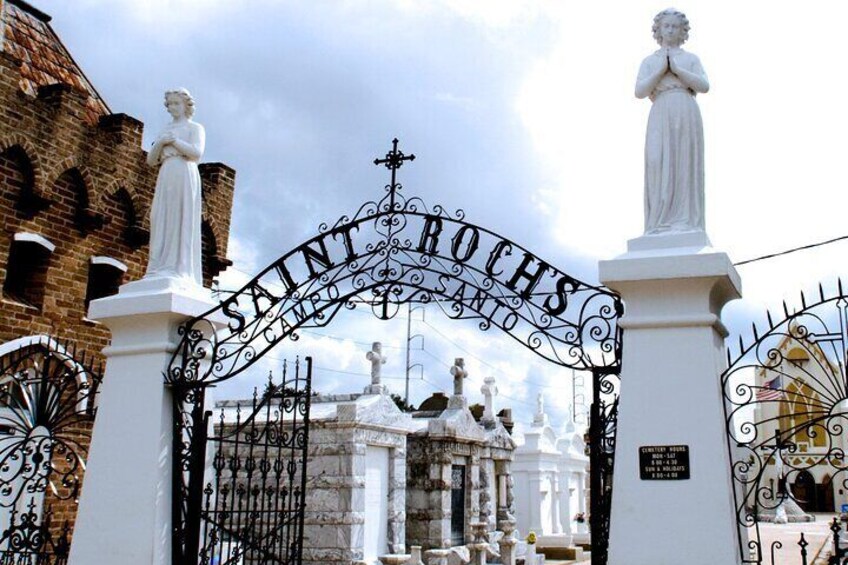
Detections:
[3, 233, 55, 308]
[84, 256, 127, 311]
[0, 146, 48, 216]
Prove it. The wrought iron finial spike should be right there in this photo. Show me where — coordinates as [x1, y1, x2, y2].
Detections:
[767, 310, 774, 328]
[840, 278, 844, 295]
[738, 335, 744, 354]
[783, 301, 790, 318]
[800, 290, 807, 309]
[819, 283, 825, 302]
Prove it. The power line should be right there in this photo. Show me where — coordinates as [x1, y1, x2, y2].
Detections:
[298, 329, 405, 349]
[421, 376, 447, 394]
[225, 231, 848, 288]
[419, 347, 453, 369]
[257, 332, 538, 408]
[734, 234, 848, 267]
[420, 319, 572, 391]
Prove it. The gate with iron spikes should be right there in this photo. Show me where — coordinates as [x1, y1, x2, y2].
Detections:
[722, 281, 848, 564]
[0, 336, 102, 565]
[168, 139, 623, 565]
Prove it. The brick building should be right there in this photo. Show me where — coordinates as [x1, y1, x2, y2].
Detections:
[0, 0, 235, 554]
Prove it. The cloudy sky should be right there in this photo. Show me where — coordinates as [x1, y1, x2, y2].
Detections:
[37, 0, 848, 437]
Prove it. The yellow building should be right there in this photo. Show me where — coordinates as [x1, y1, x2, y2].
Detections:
[753, 329, 848, 513]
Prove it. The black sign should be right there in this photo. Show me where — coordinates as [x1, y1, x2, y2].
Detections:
[639, 445, 690, 480]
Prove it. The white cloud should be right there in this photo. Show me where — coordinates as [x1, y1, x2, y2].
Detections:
[390, 0, 543, 29]
[43, 0, 848, 432]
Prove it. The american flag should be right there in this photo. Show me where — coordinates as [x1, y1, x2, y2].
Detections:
[756, 375, 783, 401]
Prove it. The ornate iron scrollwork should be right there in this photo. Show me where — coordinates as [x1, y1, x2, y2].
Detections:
[168, 140, 622, 387]
[190, 359, 311, 565]
[0, 337, 100, 564]
[169, 139, 623, 565]
[589, 368, 619, 565]
[722, 285, 848, 564]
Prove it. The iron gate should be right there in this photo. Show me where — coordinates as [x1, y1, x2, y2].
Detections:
[589, 368, 619, 565]
[167, 139, 623, 564]
[0, 337, 101, 565]
[173, 358, 311, 565]
[722, 285, 848, 563]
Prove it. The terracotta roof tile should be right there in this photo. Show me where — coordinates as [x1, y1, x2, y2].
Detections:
[1, 0, 110, 124]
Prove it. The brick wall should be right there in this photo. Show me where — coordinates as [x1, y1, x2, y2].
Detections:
[0, 47, 236, 544]
[0, 50, 235, 344]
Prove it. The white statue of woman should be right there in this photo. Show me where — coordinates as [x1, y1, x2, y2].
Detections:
[636, 9, 709, 235]
[144, 88, 205, 286]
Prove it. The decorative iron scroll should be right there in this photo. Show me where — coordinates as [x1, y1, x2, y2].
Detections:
[0, 337, 101, 564]
[168, 139, 623, 565]
[589, 368, 619, 565]
[722, 284, 848, 564]
[168, 140, 622, 387]
[175, 358, 311, 565]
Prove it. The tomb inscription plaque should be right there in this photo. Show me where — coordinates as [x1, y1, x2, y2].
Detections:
[639, 445, 690, 480]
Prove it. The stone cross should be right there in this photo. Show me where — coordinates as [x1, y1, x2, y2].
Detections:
[450, 358, 467, 396]
[366, 342, 386, 386]
[565, 404, 575, 434]
[481, 376, 498, 421]
[533, 392, 549, 427]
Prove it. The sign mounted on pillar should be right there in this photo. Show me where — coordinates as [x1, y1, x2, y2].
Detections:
[638, 445, 690, 480]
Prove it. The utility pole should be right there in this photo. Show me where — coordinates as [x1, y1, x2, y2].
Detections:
[572, 369, 586, 424]
[405, 303, 412, 403]
[405, 303, 424, 405]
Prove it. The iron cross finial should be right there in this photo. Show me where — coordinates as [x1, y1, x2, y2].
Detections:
[374, 138, 415, 193]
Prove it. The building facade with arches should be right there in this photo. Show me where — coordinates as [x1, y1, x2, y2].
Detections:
[753, 331, 848, 514]
[0, 0, 237, 556]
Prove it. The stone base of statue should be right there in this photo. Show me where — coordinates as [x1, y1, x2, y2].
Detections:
[120, 272, 210, 297]
[69, 278, 218, 565]
[627, 229, 711, 253]
[599, 235, 742, 565]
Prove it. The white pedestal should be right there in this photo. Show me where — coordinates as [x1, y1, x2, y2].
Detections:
[69, 282, 218, 565]
[538, 534, 573, 548]
[599, 241, 742, 565]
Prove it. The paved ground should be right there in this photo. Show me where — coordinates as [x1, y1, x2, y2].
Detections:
[542, 514, 839, 564]
[751, 514, 837, 565]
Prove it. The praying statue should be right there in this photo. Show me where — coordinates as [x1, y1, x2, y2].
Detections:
[145, 88, 206, 286]
[636, 8, 709, 235]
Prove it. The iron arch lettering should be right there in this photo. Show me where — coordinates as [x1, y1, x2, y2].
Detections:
[168, 179, 622, 388]
[168, 139, 623, 565]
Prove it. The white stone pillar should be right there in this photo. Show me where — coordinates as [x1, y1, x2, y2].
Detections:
[557, 473, 572, 536]
[550, 474, 562, 534]
[69, 285, 218, 565]
[574, 473, 587, 534]
[527, 472, 543, 534]
[600, 243, 742, 565]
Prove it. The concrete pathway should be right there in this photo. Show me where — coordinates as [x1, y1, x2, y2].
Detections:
[750, 514, 836, 565]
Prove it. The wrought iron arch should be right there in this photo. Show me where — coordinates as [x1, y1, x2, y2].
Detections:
[168, 139, 623, 565]
[168, 142, 622, 387]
